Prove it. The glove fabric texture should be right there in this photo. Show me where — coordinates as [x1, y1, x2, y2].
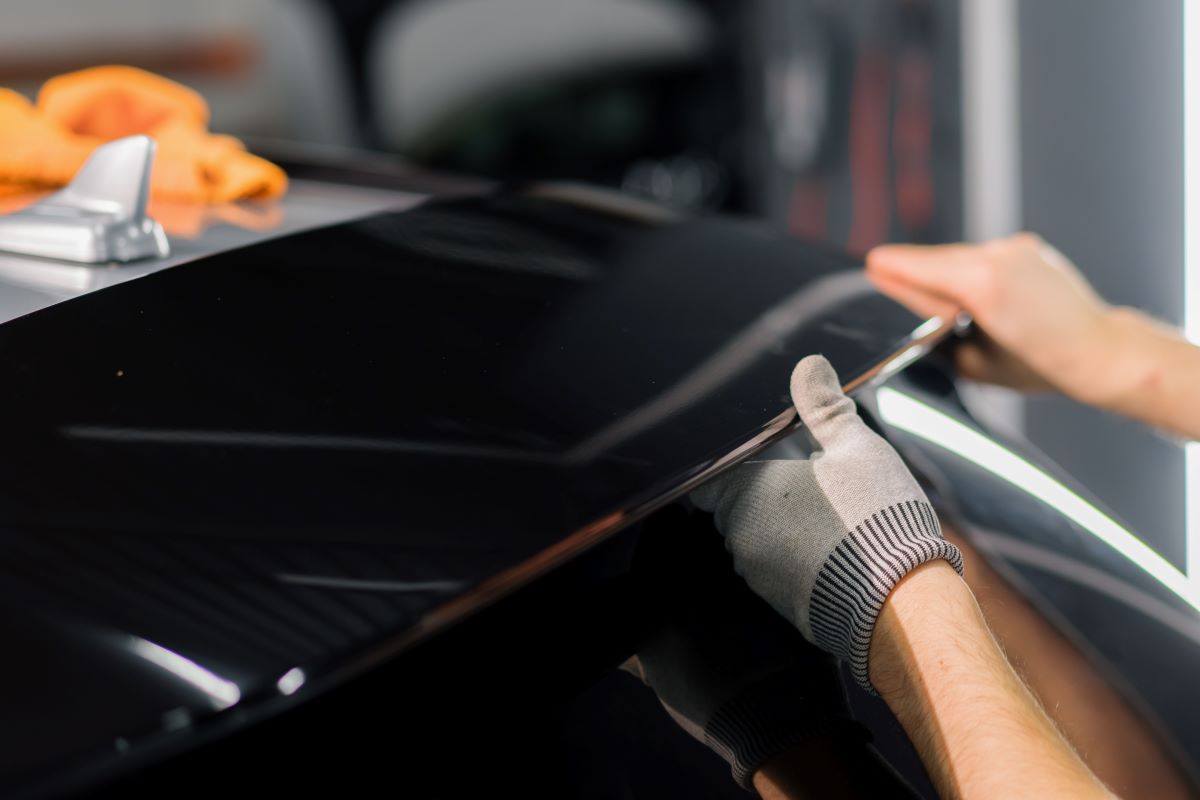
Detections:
[691, 355, 964, 691]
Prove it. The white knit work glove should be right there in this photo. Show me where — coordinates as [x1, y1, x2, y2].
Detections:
[691, 355, 964, 691]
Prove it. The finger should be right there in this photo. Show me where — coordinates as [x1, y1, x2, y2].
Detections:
[689, 470, 736, 512]
[957, 340, 1056, 393]
[866, 243, 989, 309]
[955, 341, 995, 383]
[867, 270, 962, 322]
[691, 463, 781, 545]
[789, 355, 865, 450]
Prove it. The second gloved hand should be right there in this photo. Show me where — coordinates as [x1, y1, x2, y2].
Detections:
[691, 355, 963, 691]
[625, 519, 861, 791]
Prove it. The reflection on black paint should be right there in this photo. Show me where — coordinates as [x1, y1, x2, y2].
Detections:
[0, 187, 925, 787]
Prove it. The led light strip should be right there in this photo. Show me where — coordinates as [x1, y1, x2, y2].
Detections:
[130, 637, 241, 710]
[1184, 0, 1200, 586]
[876, 387, 1200, 612]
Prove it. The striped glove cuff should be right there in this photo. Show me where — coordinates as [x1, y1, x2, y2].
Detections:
[702, 669, 861, 790]
[808, 500, 964, 693]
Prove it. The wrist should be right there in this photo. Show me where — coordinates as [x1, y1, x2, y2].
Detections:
[801, 500, 963, 693]
[1050, 305, 1139, 408]
[867, 560, 981, 703]
[1066, 306, 1162, 412]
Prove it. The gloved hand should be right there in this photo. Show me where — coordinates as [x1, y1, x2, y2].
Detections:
[625, 517, 861, 790]
[691, 355, 963, 691]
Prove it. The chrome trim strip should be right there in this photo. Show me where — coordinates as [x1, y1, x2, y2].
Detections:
[318, 314, 955, 681]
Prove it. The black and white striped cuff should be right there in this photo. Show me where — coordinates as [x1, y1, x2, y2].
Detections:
[808, 500, 963, 693]
[703, 670, 859, 790]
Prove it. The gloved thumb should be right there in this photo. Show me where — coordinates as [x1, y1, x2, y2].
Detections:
[789, 355, 865, 451]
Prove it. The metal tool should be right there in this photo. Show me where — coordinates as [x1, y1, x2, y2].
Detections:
[0, 135, 169, 264]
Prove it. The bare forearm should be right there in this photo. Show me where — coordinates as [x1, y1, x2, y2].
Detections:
[1084, 307, 1200, 440]
[868, 561, 1112, 799]
[947, 528, 1193, 798]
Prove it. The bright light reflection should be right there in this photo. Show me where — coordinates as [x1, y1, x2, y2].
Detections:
[130, 637, 241, 710]
[276, 667, 306, 696]
[877, 388, 1200, 612]
[1184, 0, 1200, 589]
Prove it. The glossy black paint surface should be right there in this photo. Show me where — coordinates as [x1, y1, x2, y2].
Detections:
[0, 187, 930, 793]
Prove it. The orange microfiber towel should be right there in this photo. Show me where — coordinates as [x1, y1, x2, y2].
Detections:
[0, 65, 286, 204]
[0, 89, 96, 190]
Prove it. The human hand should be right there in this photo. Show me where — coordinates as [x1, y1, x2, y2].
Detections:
[690, 355, 963, 690]
[866, 233, 1122, 405]
[625, 517, 854, 789]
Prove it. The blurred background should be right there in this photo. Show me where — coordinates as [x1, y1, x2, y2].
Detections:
[0, 0, 1191, 792]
